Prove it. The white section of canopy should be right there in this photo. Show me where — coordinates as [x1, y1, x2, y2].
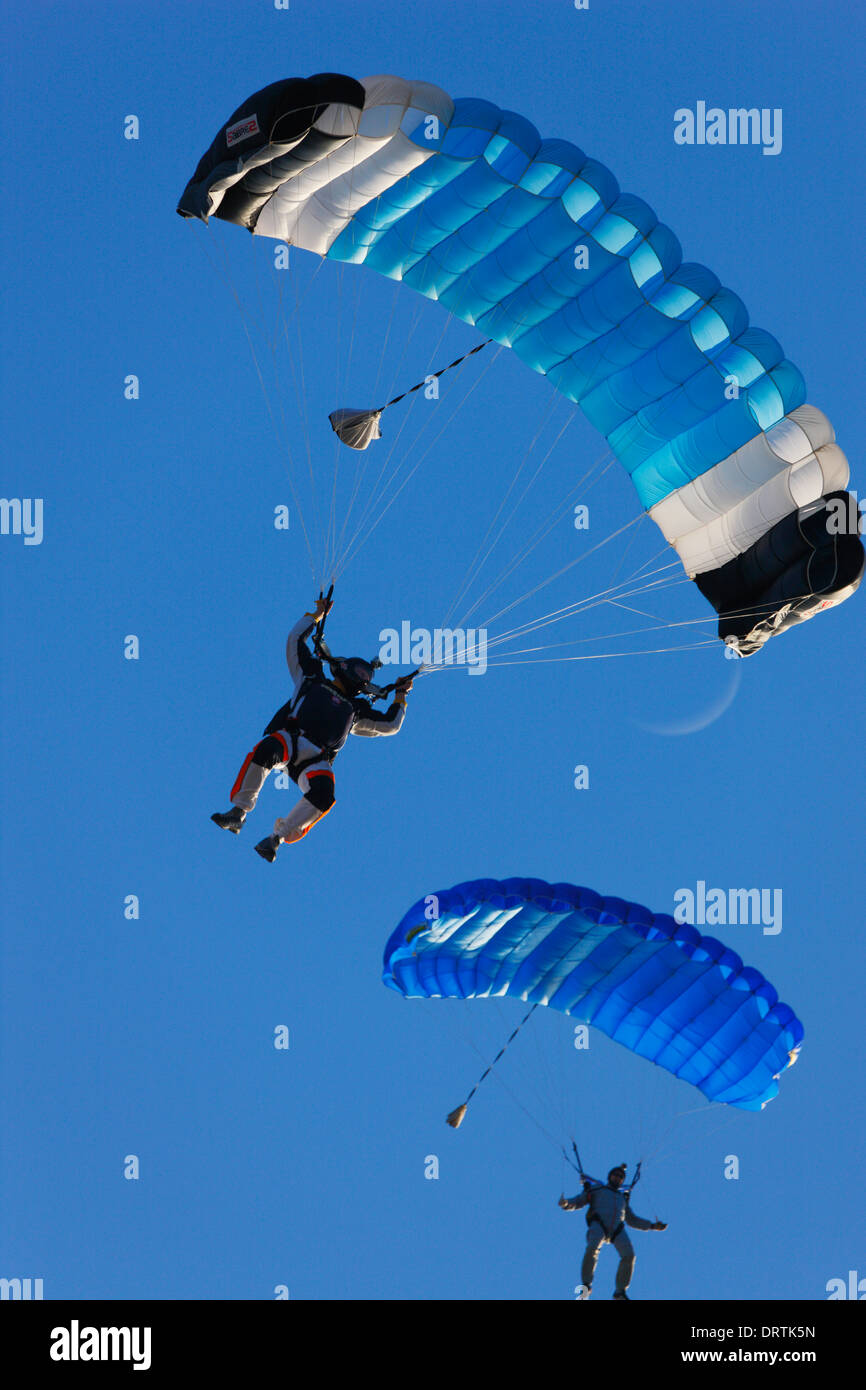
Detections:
[254, 76, 453, 255]
[649, 406, 850, 574]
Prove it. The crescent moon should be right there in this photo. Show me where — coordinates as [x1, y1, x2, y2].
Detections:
[635, 658, 743, 736]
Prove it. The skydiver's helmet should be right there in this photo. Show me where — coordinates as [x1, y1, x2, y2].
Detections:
[608, 1164, 628, 1186]
[328, 656, 377, 697]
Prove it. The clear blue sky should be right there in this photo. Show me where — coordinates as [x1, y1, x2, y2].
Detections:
[2, 0, 863, 1301]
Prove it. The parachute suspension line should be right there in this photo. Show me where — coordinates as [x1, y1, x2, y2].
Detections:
[519, 993, 574, 1146]
[330, 287, 454, 576]
[473, 638, 718, 665]
[476, 567, 695, 654]
[331, 262, 375, 573]
[325, 257, 353, 583]
[438, 395, 573, 631]
[371, 275, 417, 410]
[200, 228, 318, 584]
[605, 507, 651, 592]
[480, 611, 717, 663]
[626, 540, 680, 581]
[327, 163, 484, 575]
[273, 246, 350, 588]
[450, 451, 619, 635]
[331, 333, 495, 559]
[341, 355, 586, 600]
[331, 308, 456, 577]
[215, 229, 326, 581]
[441, 1002, 571, 1156]
[605, 595, 675, 626]
[334, 344, 507, 580]
[420, 635, 716, 671]
[476, 510, 650, 634]
[376, 171, 454, 412]
[315, 138, 372, 583]
[481, 571, 685, 652]
[334, 290, 429, 565]
[434, 273, 639, 636]
[417, 566, 694, 672]
[457, 406, 579, 604]
[326, 287, 420, 578]
[445, 1001, 540, 1129]
[340, 341, 504, 574]
[272, 253, 329, 584]
[639, 1106, 738, 1177]
[339, 314, 461, 560]
[326, 144, 363, 558]
[363, 175, 446, 413]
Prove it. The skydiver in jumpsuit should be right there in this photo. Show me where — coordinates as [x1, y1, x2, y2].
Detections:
[559, 1165, 667, 1299]
[211, 595, 412, 861]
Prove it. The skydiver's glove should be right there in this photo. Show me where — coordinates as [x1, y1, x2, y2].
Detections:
[310, 594, 333, 624]
[652, 1221, 668, 1231]
[558, 1195, 578, 1210]
[394, 674, 415, 701]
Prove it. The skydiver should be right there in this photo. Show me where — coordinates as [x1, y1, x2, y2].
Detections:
[558, 1164, 667, 1300]
[211, 594, 413, 861]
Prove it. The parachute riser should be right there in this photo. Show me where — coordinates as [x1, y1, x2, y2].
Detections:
[312, 584, 335, 662]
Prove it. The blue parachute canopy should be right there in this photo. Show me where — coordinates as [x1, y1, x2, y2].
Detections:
[383, 877, 803, 1111]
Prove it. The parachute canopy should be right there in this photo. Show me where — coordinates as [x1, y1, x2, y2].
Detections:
[179, 73, 863, 655]
[383, 877, 803, 1111]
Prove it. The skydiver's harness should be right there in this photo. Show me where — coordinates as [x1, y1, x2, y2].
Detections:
[565, 1141, 642, 1241]
[585, 1187, 627, 1242]
[262, 681, 344, 781]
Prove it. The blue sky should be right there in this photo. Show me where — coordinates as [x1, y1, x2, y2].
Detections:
[2, 0, 864, 1301]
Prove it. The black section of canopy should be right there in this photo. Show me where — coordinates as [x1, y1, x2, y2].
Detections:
[695, 491, 865, 654]
[177, 73, 365, 229]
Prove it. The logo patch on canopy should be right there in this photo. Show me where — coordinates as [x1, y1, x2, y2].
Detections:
[226, 114, 260, 147]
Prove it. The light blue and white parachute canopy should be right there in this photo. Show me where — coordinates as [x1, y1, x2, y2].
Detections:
[179, 73, 863, 655]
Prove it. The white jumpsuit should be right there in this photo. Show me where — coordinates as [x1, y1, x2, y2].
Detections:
[563, 1179, 654, 1296]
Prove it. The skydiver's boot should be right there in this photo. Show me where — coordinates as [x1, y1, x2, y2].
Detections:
[211, 807, 247, 834]
[254, 834, 281, 863]
[613, 1291, 630, 1301]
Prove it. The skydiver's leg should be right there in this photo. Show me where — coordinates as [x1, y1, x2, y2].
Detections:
[272, 762, 335, 845]
[612, 1231, 635, 1296]
[213, 734, 290, 832]
[229, 734, 291, 812]
[581, 1226, 606, 1293]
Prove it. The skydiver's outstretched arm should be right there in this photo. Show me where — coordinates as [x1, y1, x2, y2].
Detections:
[558, 1191, 591, 1211]
[350, 679, 412, 737]
[624, 1206, 655, 1232]
[624, 1202, 667, 1232]
[285, 595, 331, 685]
